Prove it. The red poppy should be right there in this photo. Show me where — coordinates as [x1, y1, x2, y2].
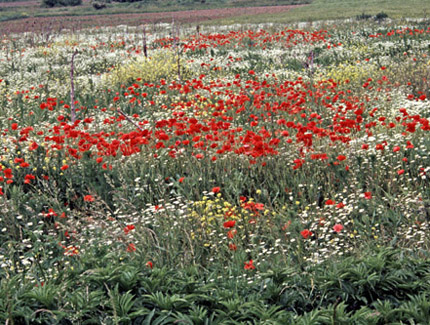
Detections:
[24, 174, 35, 184]
[146, 261, 153, 269]
[336, 202, 345, 209]
[124, 224, 135, 234]
[229, 243, 237, 251]
[364, 192, 372, 199]
[325, 200, 335, 205]
[3, 169, 12, 179]
[333, 224, 343, 233]
[337, 155, 346, 161]
[223, 220, 236, 228]
[61, 165, 69, 171]
[127, 243, 136, 252]
[179, 177, 185, 183]
[0, 187, 3, 195]
[84, 195, 95, 202]
[397, 169, 405, 175]
[212, 186, 221, 194]
[124, 225, 135, 234]
[301, 229, 313, 239]
[29, 142, 38, 151]
[227, 229, 237, 239]
[244, 259, 255, 270]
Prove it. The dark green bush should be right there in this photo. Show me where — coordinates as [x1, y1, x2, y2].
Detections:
[93, 1, 107, 9]
[356, 12, 372, 20]
[42, 0, 82, 7]
[375, 12, 389, 21]
[111, 0, 143, 3]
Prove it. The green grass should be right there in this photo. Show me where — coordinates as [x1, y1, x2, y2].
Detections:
[0, 0, 309, 22]
[2, 0, 429, 25]
[204, 0, 430, 25]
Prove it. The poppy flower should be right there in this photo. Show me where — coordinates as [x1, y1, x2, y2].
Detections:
[229, 243, 237, 251]
[127, 243, 136, 252]
[61, 165, 69, 171]
[337, 155, 346, 161]
[84, 195, 95, 202]
[29, 142, 38, 151]
[212, 186, 221, 194]
[301, 229, 313, 239]
[364, 192, 372, 199]
[325, 200, 335, 205]
[124, 224, 135, 234]
[24, 174, 35, 184]
[227, 229, 237, 239]
[244, 259, 255, 270]
[336, 202, 345, 209]
[333, 224, 343, 233]
[223, 220, 236, 228]
[146, 261, 153, 269]
[3, 169, 12, 178]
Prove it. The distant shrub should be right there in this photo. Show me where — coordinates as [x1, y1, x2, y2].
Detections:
[92, 1, 107, 9]
[356, 12, 372, 20]
[42, 0, 82, 7]
[111, 0, 143, 2]
[375, 12, 389, 21]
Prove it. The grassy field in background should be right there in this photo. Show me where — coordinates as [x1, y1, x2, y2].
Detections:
[205, 0, 430, 25]
[0, 0, 307, 23]
[0, 0, 429, 26]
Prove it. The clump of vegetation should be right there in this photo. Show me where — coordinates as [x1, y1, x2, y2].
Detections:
[375, 11, 389, 21]
[42, 0, 82, 7]
[356, 12, 372, 20]
[1, 247, 430, 323]
[103, 50, 190, 87]
[92, 1, 107, 9]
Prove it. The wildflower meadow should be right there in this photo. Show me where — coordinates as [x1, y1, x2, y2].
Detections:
[0, 16, 430, 323]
